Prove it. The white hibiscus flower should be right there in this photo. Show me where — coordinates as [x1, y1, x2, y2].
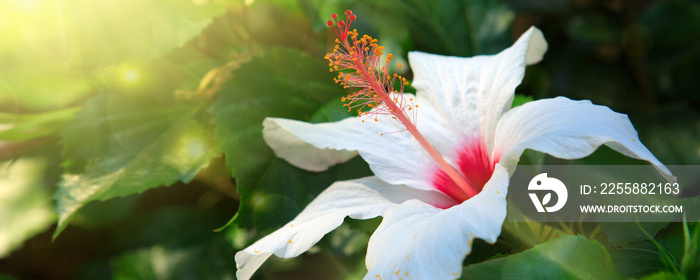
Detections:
[236, 11, 672, 280]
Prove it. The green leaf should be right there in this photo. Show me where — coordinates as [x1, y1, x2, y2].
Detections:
[0, 108, 79, 141]
[681, 221, 700, 279]
[0, 0, 223, 112]
[247, 157, 371, 234]
[64, 0, 224, 67]
[112, 206, 232, 249]
[0, 2, 92, 111]
[308, 96, 354, 124]
[461, 235, 624, 280]
[501, 218, 567, 251]
[606, 240, 677, 278]
[358, 0, 514, 56]
[109, 241, 235, 280]
[638, 271, 683, 280]
[602, 222, 670, 246]
[106, 208, 235, 279]
[211, 47, 363, 232]
[0, 158, 55, 258]
[53, 93, 219, 239]
[70, 195, 140, 230]
[0, 66, 92, 111]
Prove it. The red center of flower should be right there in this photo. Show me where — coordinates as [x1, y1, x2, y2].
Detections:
[433, 140, 501, 204]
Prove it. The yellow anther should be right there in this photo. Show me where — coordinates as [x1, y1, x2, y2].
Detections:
[398, 63, 402, 68]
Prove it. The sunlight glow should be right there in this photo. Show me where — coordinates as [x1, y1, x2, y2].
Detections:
[9, 0, 41, 14]
[123, 68, 140, 83]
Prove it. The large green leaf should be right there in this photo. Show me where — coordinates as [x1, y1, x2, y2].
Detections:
[461, 235, 624, 280]
[211, 47, 369, 232]
[342, 0, 514, 56]
[74, 207, 235, 279]
[0, 2, 89, 111]
[53, 93, 219, 239]
[606, 237, 682, 278]
[247, 158, 371, 234]
[602, 222, 670, 246]
[109, 240, 235, 280]
[64, 0, 224, 67]
[0, 108, 79, 142]
[0, 158, 55, 258]
[0, 0, 223, 112]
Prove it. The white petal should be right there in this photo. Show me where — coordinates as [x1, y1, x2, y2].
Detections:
[408, 26, 548, 154]
[364, 164, 509, 280]
[235, 252, 272, 280]
[524, 27, 547, 65]
[235, 176, 454, 280]
[263, 117, 357, 172]
[263, 97, 458, 191]
[494, 97, 674, 181]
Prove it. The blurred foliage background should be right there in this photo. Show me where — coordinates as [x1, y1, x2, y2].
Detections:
[0, 0, 698, 279]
